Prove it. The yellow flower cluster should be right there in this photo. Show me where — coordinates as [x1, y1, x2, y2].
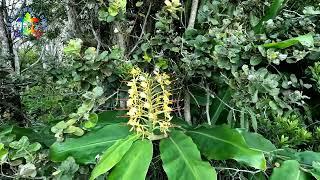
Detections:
[164, 0, 181, 14]
[126, 67, 173, 139]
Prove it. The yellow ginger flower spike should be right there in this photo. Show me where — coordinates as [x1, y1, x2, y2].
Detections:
[126, 67, 173, 139]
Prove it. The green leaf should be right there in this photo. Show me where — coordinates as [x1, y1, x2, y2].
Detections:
[9, 136, 29, 149]
[9, 136, 41, 161]
[210, 88, 232, 125]
[11, 126, 55, 147]
[108, 140, 153, 180]
[0, 143, 8, 162]
[98, 9, 109, 21]
[270, 160, 308, 180]
[296, 151, 320, 166]
[84, 113, 99, 129]
[50, 124, 130, 164]
[84, 47, 97, 60]
[310, 162, 320, 180]
[53, 157, 79, 180]
[92, 86, 104, 98]
[275, 149, 320, 167]
[63, 39, 83, 56]
[187, 126, 266, 170]
[303, 6, 320, 15]
[254, 0, 285, 33]
[96, 110, 128, 128]
[237, 129, 277, 153]
[248, 109, 258, 132]
[250, 56, 262, 66]
[160, 131, 217, 180]
[90, 135, 138, 180]
[0, 126, 13, 137]
[135, 1, 143, 7]
[263, 34, 314, 49]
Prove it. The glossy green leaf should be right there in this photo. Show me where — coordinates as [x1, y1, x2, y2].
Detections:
[96, 110, 128, 127]
[0, 143, 8, 162]
[90, 135, 138, 180]
[187, 126, 266, 170]
[210, 88, 232, 125]
[270, 160, 308, 180]
[108, 140, 153, 180]
[263, 34, 314, 49]
[1, 125, 54, 147]
[50, 124, 130, 164]
[296, 151, 320, 166]
[275, 149, 320, 166]
[310, 162, 320, 180]
[84, 113, 99, 129]
[237, 129, 277, 153]
[254, 0, 285, 33]
[160, 131, 217, 180]
[0, 126, 13, 137]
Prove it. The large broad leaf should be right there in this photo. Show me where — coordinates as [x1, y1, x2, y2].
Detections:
[187, 126, 266, 170]
[95, 110, 128, 128]
[237, 129, 277, 153]
[89, 135, 138, 180]
[210, 88, 232, 125]
[108, 140, 153, 180]
[263, 34, 314, 49]
[50, 124, 130, 164]
[310, 162, 320, 180]
[270, 160, 308, 180]
[0, 126, 13, 137]
[275, 149, 320, 166]
[0, 125, 55, 147]
[160, 131, 217, 180]
[254, 0, 285, 33]
[296, 151, 320, 166]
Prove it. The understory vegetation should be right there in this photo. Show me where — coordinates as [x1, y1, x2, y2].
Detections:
[1, 0, 320, 179]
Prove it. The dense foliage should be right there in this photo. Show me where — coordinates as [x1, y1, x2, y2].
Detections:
[1, 0, 320, 179]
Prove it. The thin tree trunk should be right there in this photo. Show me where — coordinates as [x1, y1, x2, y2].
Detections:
[187, 0, 199, 29]
[0, 1, 13, 71]
[66, 0, 78, 37]
[111, 21, 126, 52]
[183, 0, 200, 124]
[184, 91, 192, 125]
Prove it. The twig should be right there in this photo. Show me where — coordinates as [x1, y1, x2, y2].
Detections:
[21, 47, 45, 73]
[127, 3, 152, 57]
[215, 167, 261, 174]
[90, 23, 101, 52]
[205, 84, 211, 125]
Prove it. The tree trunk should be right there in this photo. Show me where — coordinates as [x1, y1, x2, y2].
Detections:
[111, 21, 126, 52]
[0, 1, 13, 71]
[183, 0, 200, 124]
[187, 0, 199, 29]
[66, 0, 78, 37]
